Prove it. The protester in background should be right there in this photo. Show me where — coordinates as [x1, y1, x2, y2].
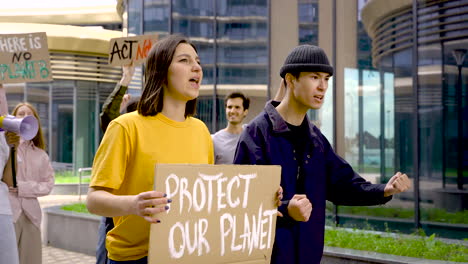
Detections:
[86, 34, 214, 264]
[5, 102, 55, 264]
[212, 82, 284, 165]
[212, 92, 250, 164]
[95, 64, 136, 264]
[0, 84, 19, 264]
[100, 65, 135, 133]
[234, 44, 411, 264]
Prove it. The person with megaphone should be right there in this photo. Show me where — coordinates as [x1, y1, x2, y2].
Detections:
[4, 102, 54, 264]
[0, 83, 19, 264]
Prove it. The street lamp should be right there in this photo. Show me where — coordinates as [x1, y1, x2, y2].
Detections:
[451, 49, 466, 190]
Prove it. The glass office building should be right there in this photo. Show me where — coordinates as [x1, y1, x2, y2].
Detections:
[123, 0, 467, 239]
[359, 0, 467, 239]
[127, 0, 269, 132]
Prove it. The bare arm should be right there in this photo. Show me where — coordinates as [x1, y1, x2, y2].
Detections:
[273, 78, 286, 102]
[119, 64, 135, 87]
[86, 186, 171, 223]
[2, 148, 15, 187]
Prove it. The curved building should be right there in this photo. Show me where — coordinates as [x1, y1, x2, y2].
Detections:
[0, 4, 128, 171]
[362, 0, 467, 215]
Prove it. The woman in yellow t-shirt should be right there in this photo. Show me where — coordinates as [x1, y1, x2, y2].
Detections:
[87, 34, 214, 264]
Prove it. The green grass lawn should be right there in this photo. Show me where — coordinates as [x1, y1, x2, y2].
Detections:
[327, 204, 468, 224]
[61, 203, 90, 214]
[325, 227, 468, 262]
[55, 170, 91, 184]
[61, 202, 468, 262]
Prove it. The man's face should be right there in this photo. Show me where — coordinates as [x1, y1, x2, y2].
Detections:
[225, 97, 248, 125]
[289, 72, 330, 110]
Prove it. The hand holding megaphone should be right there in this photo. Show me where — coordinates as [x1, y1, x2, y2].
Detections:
[0, 115, 39, 141]
[5, 131, 20, 149]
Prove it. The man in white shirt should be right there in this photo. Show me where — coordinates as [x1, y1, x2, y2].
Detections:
[212, 92, 250, 164]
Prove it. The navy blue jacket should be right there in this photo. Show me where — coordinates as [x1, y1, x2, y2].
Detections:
[234, 101, 392, 264]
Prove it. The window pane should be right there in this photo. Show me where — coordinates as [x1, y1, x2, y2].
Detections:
[51, 80, 74, 165]
[129, 0, 143, 34]
[383, 72, 395, 180]
[362, 70, 381, 173]
[216, 0, 268, 85]
[344, 68, 360, 168]
[75, 81, 97, 169]
[144, 0, 170, 34]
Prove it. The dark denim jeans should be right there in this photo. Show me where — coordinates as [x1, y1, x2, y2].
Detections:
[96, 217, 114, 264]
[108, 257, 147, 264]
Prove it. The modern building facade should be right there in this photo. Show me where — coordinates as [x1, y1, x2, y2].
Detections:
[361, 0, 467, 238]
[0, 5, 130, 171]
[121, 0, 467, 238]
[125, 0, 270, 132]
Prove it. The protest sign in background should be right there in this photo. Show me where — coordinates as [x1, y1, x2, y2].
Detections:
[108, 34, 158, 66]
[0, 32, 52, 83]
[149, 164, 281, 264]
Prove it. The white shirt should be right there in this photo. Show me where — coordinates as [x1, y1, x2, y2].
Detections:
[0, 133, 12, 215]
[211, 129, 241, 164]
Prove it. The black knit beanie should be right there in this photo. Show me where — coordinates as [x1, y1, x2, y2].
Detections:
[280, 45, 334, 78]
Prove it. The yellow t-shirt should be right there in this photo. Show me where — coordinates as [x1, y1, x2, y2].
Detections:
[90, 111, 214, 261]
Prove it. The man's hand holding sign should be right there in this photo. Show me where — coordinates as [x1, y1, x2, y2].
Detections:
[149, 164, 281, 264]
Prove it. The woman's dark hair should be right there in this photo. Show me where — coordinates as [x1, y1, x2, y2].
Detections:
[138, 34, 198, 117]
[125, 96, 140, 113]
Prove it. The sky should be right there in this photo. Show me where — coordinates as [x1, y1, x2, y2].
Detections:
[3, 0, 117, 9]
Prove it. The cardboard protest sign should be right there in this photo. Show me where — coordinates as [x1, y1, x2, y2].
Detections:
[0, 32, 52, 84]
[108, 34, 159, 66]
[149, 164, 281, 264]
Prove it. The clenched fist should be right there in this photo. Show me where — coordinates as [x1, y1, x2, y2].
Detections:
[287, 194, 313, 222]
[384, 172, 411, 197]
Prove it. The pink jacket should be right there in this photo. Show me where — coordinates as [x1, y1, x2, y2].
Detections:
[8, 140, 54, 229]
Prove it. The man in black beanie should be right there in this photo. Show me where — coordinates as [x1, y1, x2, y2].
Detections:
[234, 45, 411, 264]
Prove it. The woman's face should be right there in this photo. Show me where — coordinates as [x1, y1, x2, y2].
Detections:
[166, 43, 203, 102]
[15, 105, 34, 118]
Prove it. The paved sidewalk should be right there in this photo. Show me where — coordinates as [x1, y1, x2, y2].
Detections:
[43, 245, 95, 264]
[40, 195, 97, 264]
